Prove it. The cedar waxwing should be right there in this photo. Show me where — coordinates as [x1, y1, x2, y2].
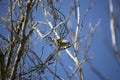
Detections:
[51, 38, 70, 47]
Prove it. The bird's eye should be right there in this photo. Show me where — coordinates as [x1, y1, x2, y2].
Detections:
[49, 44, 53, 46]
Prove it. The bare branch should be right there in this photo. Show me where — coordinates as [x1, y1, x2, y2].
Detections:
[81, 0, 95, 32]
[109, 0, 120, 63]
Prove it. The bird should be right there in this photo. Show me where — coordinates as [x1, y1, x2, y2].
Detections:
[50, 38, 70, 47]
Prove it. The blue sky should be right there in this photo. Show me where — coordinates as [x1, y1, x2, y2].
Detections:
[58, 0, 120, 80]
[80, 0, 120, 80]
[0, 0, 120, 80]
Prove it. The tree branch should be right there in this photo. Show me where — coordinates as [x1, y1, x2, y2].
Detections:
[109, 0, 120, 64]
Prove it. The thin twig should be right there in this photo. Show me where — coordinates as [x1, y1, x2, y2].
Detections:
[109, 0, 120, 64]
